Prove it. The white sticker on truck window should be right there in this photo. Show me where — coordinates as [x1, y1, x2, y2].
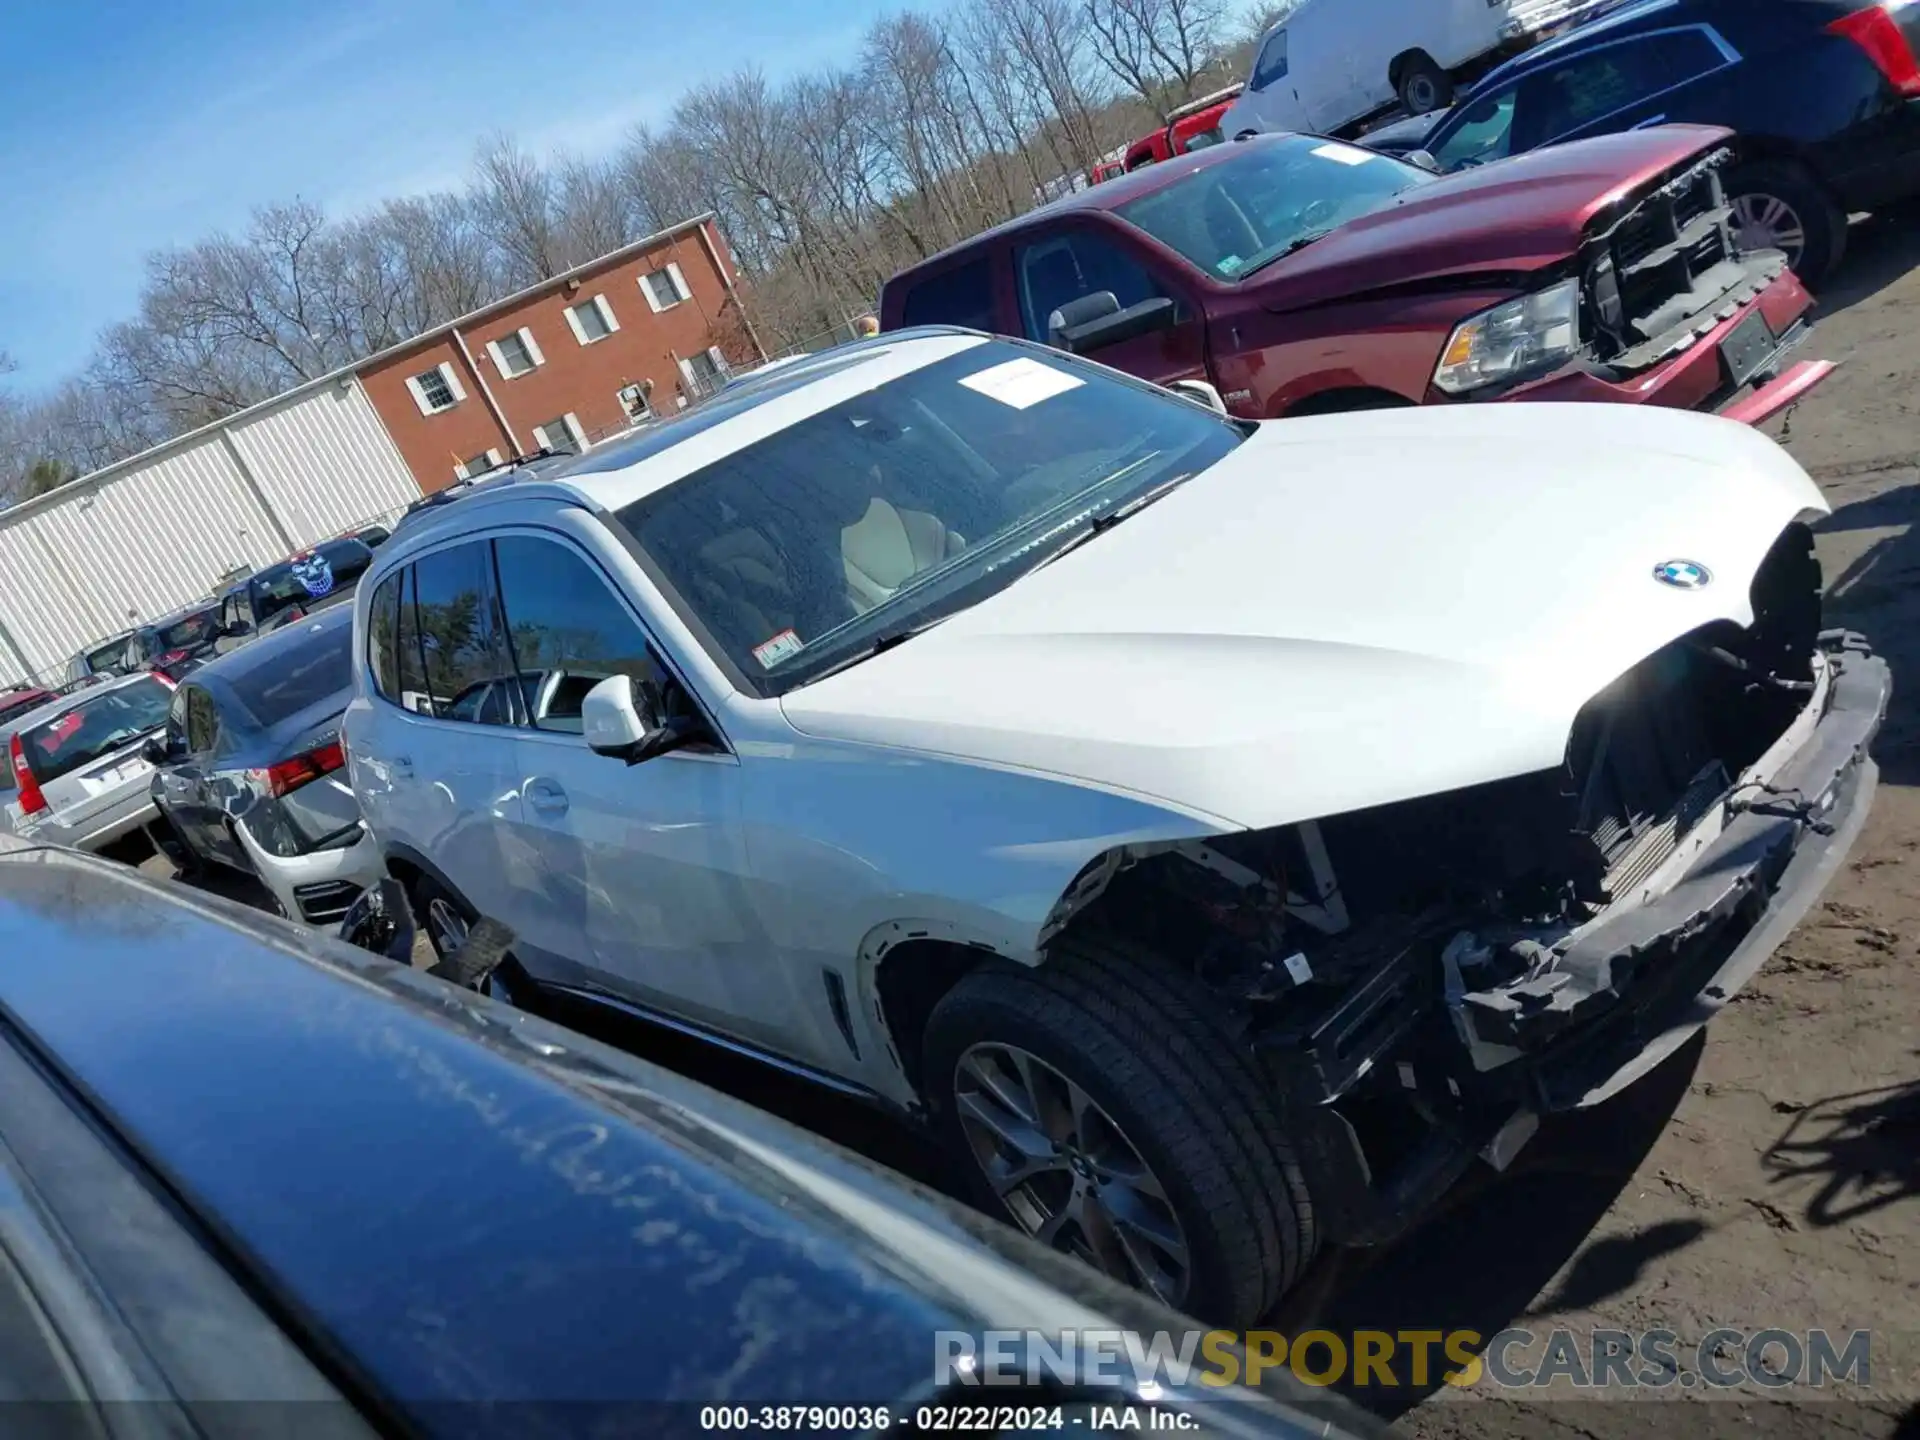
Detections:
[959, 357, 1085, 410]
[752, 628, 805, 669]
[1311, 142, 1373, 166]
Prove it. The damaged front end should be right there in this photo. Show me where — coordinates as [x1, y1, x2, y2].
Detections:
[1050, 525, 1889, 1246]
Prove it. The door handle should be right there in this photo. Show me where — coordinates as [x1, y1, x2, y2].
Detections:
[391, 756, 415, 779]
[527, 779, 569, 816]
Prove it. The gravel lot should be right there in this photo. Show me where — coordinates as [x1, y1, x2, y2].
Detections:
[155, 217, 1920, 1436]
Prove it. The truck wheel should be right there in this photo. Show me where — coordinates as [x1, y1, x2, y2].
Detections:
[922, 935, 1316, 1326]
[1395, 54, 1453, 115]
[1725, 162, 1846, 284]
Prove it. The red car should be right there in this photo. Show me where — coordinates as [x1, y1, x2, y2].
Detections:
[881, 126, 1830, 426]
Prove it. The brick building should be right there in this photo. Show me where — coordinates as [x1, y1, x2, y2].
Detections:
[358, 214, 761, 493]
[0, 212, 766, 686]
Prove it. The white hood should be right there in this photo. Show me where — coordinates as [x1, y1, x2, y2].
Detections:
[779, 404, 1828, 829]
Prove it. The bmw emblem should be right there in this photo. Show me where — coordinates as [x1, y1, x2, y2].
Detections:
[1654, 559, 1711, 590]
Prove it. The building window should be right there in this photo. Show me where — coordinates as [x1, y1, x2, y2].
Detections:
[679, 347, 729, 397]
[454, 448, 505, 482]
[531, 415, 585, 455]
[405, 362, 466, 416]
[640, 263, 692, 313]
[566, 294, 619, 345]
[486, 327, 544, 378]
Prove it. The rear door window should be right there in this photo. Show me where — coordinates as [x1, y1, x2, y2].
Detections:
[900, 258, 998, 331]
[184, 685, 222, 756]
[18, 678, 173, 785]
[409, 542, 519, 724]
[1509, 31, 1729, 148]
[367, 572, 404, 703]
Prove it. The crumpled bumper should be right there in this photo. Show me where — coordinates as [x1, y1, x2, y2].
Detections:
[1482, 633, 1889, 1111]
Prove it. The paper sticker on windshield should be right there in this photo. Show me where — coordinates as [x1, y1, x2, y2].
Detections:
[960, 357, 1084, 410]
[1311, 142, 1374, 166]
[290, 552, 335, 598]
[752, 628, 805, 669]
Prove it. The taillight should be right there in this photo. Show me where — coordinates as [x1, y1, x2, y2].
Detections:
[1829, 4, 1920, 97]
[9, 735, 47, 817]
[256, 741, 345, 798]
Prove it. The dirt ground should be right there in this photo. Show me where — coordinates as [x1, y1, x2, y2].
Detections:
[154, 214, 1920, 1436]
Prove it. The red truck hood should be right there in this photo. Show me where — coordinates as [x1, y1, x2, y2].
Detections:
[1252, 126, 1734, 311]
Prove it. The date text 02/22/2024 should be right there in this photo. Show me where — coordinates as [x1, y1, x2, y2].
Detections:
[696, 1405, 1198, 1431]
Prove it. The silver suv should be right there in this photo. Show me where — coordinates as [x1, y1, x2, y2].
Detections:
[342, 331, 1884, 1327]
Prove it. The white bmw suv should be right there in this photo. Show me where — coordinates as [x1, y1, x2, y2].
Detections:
[344, 329, 1886, 1326]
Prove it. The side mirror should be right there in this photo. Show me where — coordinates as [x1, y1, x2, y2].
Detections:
[1167, 379, 1230, 416]
[582, 674, 689, 765]
[1403, 149, 1441, 173]
[337, 877, 418, 963]
[1053, 296, 1178, 355]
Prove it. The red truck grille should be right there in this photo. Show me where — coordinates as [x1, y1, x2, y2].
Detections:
[1581, 148, 1762, 372]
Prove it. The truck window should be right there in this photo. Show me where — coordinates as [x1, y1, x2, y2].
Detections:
[1250, 30, 1289, 91]
[1014, 232, 1174, 344]
[900, 259, 997, 331]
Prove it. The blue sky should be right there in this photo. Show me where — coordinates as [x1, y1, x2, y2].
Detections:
[0, 0, 930, 392]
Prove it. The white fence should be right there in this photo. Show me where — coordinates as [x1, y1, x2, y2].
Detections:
[0, 377, 421, 688]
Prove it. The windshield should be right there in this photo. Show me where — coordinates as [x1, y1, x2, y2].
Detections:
[615, 341, 1243, 696]
[249, 541, 374, 627]
[20, 677, 172, 784]
[1115, 135, 1432, 280]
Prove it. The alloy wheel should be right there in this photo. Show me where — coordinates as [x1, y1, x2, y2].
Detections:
[953, 1043, 1190, 1305]
[1731, 192, 1807, 270]
[426, 897, 469, 957]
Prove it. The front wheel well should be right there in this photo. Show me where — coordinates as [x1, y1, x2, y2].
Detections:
[1283, 386, 1417, 417]
[1388, 49, 1435, 87]
[872, 938, 997, 1096]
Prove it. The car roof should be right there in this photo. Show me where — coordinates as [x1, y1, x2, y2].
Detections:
[536, 330, 995, 514]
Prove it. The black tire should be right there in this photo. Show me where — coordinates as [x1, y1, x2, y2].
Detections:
[922, 935, 1317, 1327]
[1725, 161, 1847, 284]
[1395, 55, 1453, 115]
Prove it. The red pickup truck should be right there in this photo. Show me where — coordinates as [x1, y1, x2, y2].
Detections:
[883, 126, 1831, 426]
[1118, 84, 1244, 172]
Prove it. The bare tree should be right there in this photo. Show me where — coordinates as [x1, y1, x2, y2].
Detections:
[1083, 0, 1226, 111]
[471, 135, 565, 283]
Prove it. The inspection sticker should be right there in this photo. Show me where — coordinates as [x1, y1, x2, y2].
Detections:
[752, 628, 805, 669]
[959, 356, 1085, 410]
[1311, 142, 1374, 166]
